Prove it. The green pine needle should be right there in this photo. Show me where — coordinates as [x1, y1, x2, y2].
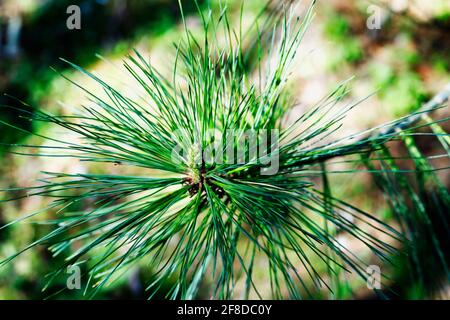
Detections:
[0, 1, 449, 299]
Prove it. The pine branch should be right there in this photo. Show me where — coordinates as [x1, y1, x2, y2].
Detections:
[0, 1, 448, 300]
[376, 83, 450, 137]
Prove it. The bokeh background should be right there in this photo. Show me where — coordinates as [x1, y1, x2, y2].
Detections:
[0, 0, 449, 299]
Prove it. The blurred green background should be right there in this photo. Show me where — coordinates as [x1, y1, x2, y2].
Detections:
[0, 0, 449, 299]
